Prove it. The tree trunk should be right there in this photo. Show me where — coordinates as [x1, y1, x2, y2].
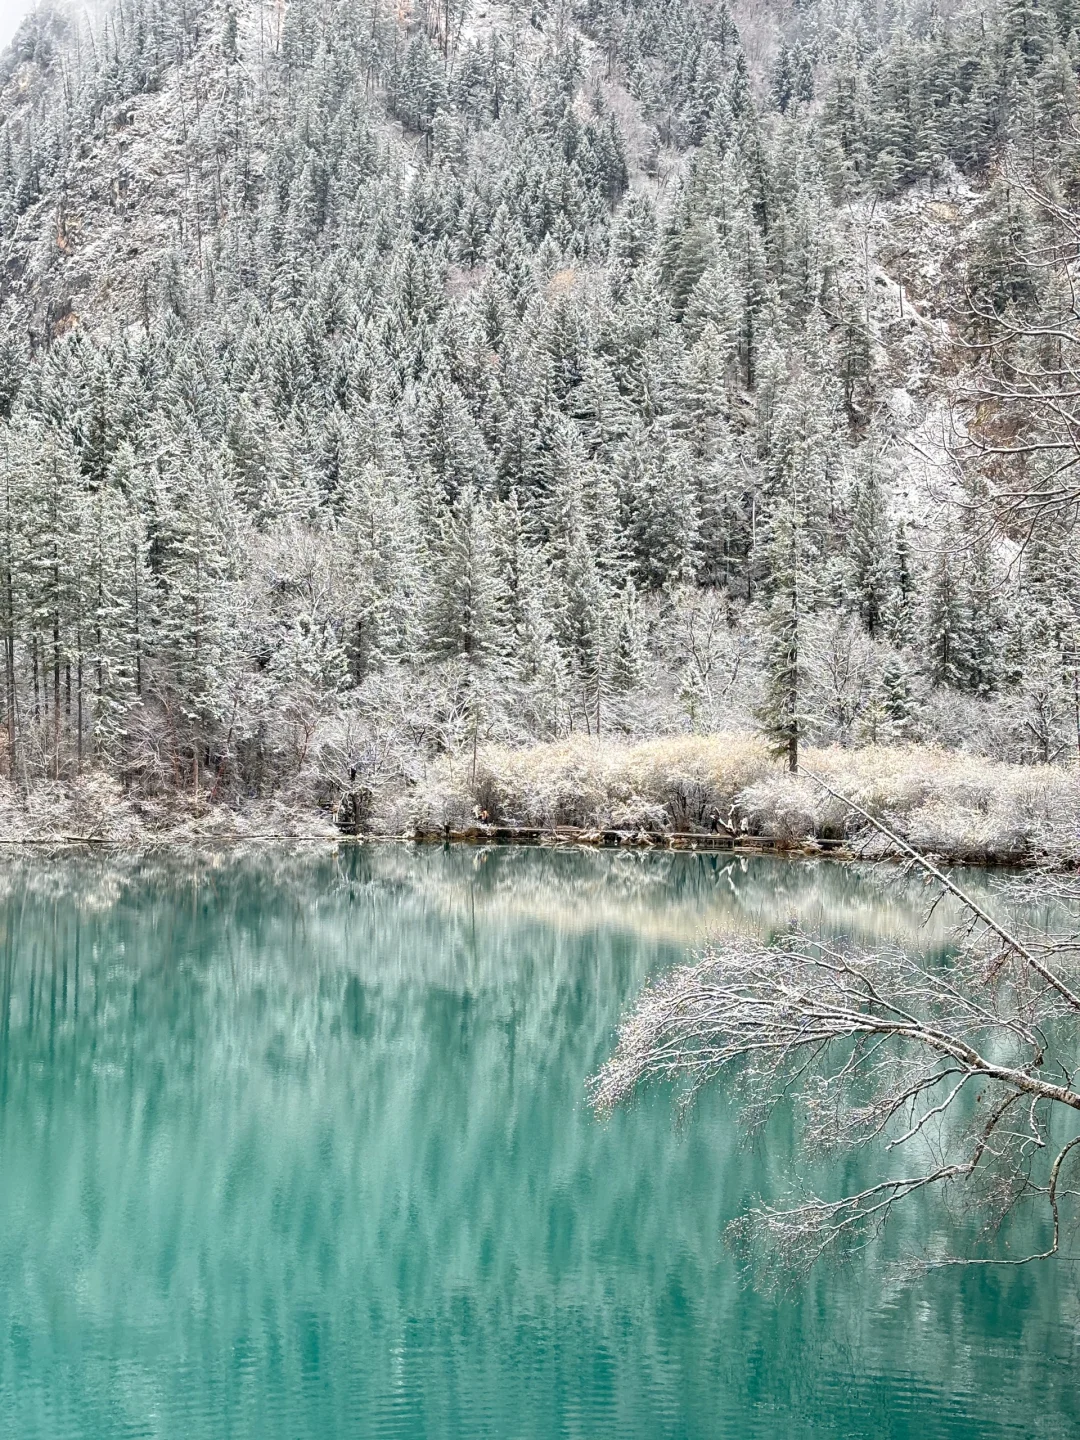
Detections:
[2, 550, 15, 779]
[52, 602, 60, 780]
[76, 635, 83, 775]
[133, 545, 142, 697]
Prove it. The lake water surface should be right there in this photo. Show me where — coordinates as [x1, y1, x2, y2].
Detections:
[0, 845, 1077, 1438]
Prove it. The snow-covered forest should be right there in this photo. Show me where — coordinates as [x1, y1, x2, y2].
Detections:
[1, 0, 1079, 824]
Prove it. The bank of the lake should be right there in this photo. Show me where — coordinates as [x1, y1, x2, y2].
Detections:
[2, 735, 1080, 868]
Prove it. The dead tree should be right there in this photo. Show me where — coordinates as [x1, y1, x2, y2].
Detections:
[590, 778, 1080, 1278]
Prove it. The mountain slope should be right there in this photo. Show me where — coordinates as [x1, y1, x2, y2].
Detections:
[0, 0, 1077, 825]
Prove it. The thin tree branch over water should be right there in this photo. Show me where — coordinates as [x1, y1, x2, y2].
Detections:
[589, 777, 1080, 1281]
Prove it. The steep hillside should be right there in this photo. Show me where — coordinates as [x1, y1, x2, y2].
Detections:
[0, 0, 1078, 830]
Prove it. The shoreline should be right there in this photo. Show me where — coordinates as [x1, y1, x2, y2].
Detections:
[1, 734, 1077, 870]
[0, 825, 1044, 869]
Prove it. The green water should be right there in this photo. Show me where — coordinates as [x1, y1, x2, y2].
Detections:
[0, 845, 1077, 1438]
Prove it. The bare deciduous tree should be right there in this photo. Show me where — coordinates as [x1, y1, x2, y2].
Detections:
[590, 782, 1080, 1280]
[959, 167, 1080, 540]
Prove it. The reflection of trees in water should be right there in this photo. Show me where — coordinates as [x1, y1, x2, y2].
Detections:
[0, 844, 982, 1108]
[0, 852, 745, 1431]
[0, 849, 1076, 1435]
[0, 841, 1011, 953]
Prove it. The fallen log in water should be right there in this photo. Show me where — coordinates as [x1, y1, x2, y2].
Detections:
[407, 824, 858, 857]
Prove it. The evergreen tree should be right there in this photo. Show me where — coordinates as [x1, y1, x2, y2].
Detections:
[757, 494, 810, 772]
[925, 542, 970, 690]
[880, 653, 914, 734]
[426, 488, 503, 665]
[611, 579, 646, 692]
[887, 521, 916, 650]
[849, 457, 893, 639]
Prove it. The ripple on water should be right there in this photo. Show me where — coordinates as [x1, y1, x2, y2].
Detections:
[1, 847, 1078, 1440]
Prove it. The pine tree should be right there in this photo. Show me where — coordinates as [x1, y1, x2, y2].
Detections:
[963, 534, 1002, 697]
[151, 428, 247, 797]
[881, 653, 913, 733]
[80, 449, 146, 763]
[849, 457, 893, 639]
[611, 579, 646, 691]
[966, 182, 1038, 332]
[426, 488, 503, 665]
[556, 523, 611, 736]
[619, 432, 700, 592]
[757, 494, 810, 772]
[886, 521, 916, 649]
[925, 543, 970, 690]
[337, 454, 425, 678]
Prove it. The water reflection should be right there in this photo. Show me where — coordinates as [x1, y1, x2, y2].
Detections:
[0, 846, 1077, 1439]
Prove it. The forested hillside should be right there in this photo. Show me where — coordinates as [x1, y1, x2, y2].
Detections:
[0, 0, 1079, 826]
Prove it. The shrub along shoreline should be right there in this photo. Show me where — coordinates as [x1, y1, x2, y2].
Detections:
[440, 736, 1080, 868]
[2, 734, 1077, 868]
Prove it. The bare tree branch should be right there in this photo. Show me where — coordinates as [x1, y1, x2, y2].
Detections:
[590, 782, 1080, 1279]
[802, 767, 1080, 1015]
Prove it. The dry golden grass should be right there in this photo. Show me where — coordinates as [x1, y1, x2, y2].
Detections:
[2, 734, 1075, 865]
[475, 732, 773, 831]
[462, 735, 1080, 864]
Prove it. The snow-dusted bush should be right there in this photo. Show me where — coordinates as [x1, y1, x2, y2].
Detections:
[449, 735, 1080, 864]
[468, 734, 774, 831]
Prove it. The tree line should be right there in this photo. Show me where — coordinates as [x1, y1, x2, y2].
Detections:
[0, 0, 1078, 800]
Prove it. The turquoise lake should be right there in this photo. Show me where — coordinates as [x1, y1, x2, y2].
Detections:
[0, 845, 1077, 1438]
